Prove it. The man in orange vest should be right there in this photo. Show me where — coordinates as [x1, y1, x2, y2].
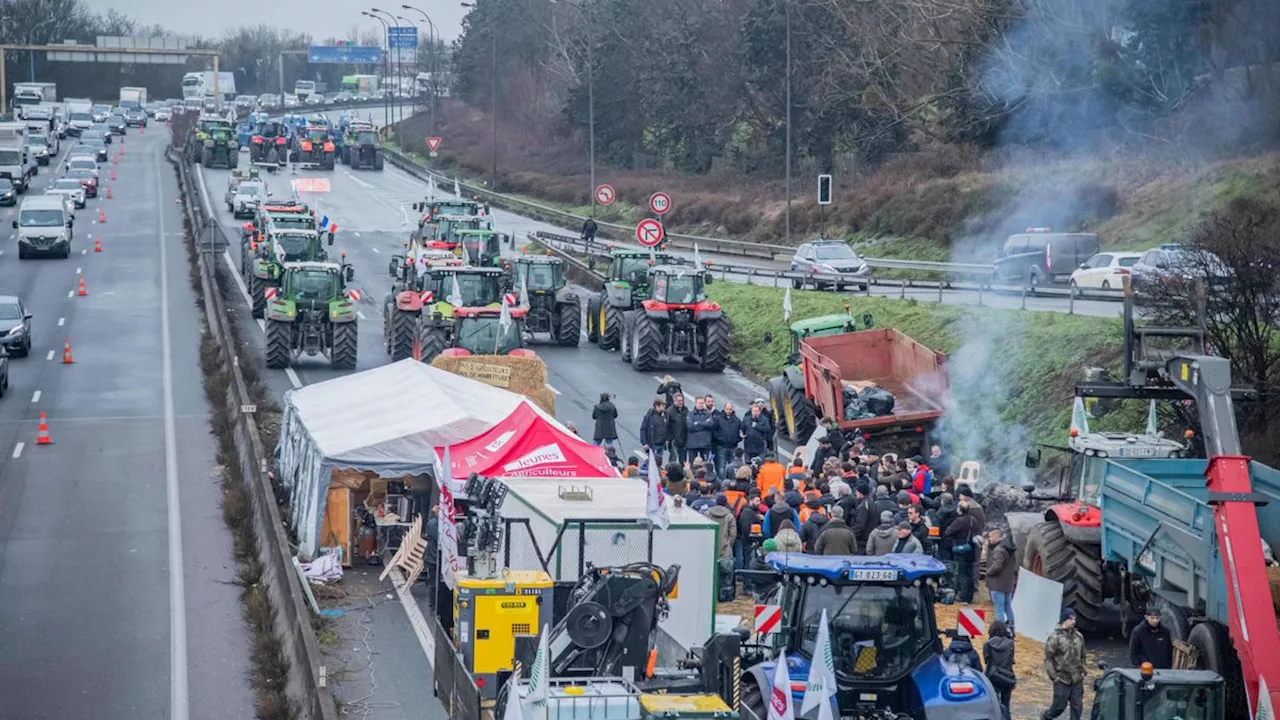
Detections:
[755, 453, 785, 499]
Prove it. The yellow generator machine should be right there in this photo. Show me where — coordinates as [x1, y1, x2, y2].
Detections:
[453, 569, 553, 699]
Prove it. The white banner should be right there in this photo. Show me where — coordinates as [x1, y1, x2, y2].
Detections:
[437, 444, 463, 590]
[1011, 570, 1063, 643]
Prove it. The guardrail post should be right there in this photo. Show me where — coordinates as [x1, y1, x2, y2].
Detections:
[978, 283, 984, 307]
[1021, 286, 1027, 310]
[900, 282, 906, 300]
[772, 274, 778, 288]
[937, 282, 944, 303]
[1069, 286, 1076, 315]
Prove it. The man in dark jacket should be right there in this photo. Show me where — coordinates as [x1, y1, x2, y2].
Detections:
[742, 401, 773, 459]
[799, 499, 829, 551]
[711, 402, 742, 479]
[656, 376, 682, 406]
[735, 493, 761, 569]
[639, 398, 669, 465]
[850, 484, 876, 549]
[666, 393, 690, 465]
[957, 485, 986, 532]
[873, 484, 896, 518]
[809, 435, 837, 475]
[686, 396, 716, 464]
[943, 504, 980, 602]
[905, 505, 930, 546]
[814, 505, 858, 555]
[1128, 605, 1173, 669]
[591, 392, 618, 449]
[761, 492, 800, 539]
[985, 529, 1018, 627]
[984, 620, 1017, 720]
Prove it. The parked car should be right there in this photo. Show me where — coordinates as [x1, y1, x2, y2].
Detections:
[66, 168, 99, 198]
[0, 295, 33, 357]
[790, 239, 871, 291]
[46, 178, 87, 209]
[1131, 243, 1229, 291]
[0, 179, 15, 206]
[1068, 251, 1142, 289]
[992, 230, 1100, 286]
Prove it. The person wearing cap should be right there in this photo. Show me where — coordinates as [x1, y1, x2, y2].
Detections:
[743, 399, 773, 459]
[1042, 608, 1086, 720]
[865, 511, 899, 556]
[1128, 603, 1173, 669]
[892, 521, 923, 554]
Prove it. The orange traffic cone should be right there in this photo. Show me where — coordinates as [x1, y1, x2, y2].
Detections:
[109, 169, 116, 181]
[105, 185, 113, 200]
[36, 412, 52, 445]
[77, 274, 88, 296]
[98, 207, 106, 223]
[94, 237, 102, 253]
[61, 339, 74, 364]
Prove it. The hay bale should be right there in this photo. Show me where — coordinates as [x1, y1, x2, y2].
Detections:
[432, 354, 554, 414]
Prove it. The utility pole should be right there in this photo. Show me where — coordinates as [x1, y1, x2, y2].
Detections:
[403, 5, 440, 134]
[490, 27, 497, 189]
[784, 0, 792, 247]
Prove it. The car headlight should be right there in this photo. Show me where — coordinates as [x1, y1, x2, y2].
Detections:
[8, 325, 25, 336]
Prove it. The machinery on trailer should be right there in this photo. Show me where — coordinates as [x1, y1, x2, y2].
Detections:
[1018, 278, 1279, 718]
[512, 255, 580, 346]
[617, 265, 729, 373]
[586, 249, 679, 350]
[264, 261, 359, 370]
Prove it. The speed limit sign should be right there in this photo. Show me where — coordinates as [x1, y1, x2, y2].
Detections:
[649, 192, 672, 215]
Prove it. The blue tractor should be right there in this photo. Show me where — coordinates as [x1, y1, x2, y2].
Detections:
[739, 554, 1004, 720]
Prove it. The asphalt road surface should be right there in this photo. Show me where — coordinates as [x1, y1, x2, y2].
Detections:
[0, 129, 253, 717]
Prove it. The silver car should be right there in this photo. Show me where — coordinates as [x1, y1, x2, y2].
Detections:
[46, 178, 87, 209]
[790, 239, 871, 291]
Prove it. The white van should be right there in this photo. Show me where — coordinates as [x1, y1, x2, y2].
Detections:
[12, 195, 73, 259]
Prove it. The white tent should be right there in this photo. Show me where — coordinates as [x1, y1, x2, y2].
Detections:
[278, 359, 526, 557]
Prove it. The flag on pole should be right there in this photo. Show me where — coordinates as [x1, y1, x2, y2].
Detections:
[766, 651, 796, 720]
[519, 272, 531, 309]
[1070, 396, 1090, 436]
[783, 287, 793, 323]
[454, 178, 462, 198]
[529, 625, 550, 715]
[273, 239, 287, 264]
[415, 250, 430, 277]
[499, 293, 513, 332]
[693, 242, 704, 268]
[799, 609, 836, 720]
[437, 444, 462, 590]
[645, 450, 670, 530]
[501, 676, 527, 720]
[1145, 400, 1158, 435]
[448, 273, 464, 307]
[319, 215, 330, 230]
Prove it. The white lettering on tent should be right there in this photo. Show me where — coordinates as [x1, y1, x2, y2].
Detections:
[502, 443, 566, 473]
[485, 429, 516, 453]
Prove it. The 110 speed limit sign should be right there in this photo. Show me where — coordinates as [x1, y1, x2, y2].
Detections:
[649, 192, 672, 215]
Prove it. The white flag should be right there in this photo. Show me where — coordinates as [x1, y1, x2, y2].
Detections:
[448, 273, 464, 307]
[529, 624, 550, 714]
[645, 450, 670, 530]
[454, 177, 462, 198]
[415, 250, 430, 277]
[437, 445, 462, 590]
[767, 651, 796, 720]
[693, 242, 704, 268]
[273, 239, 287, 264]
[519, 273, 530, 309]
[499, 293, 513, 332]
[799, 609, 836, 720]
[501, 677, 527, 720]
[1145, 400, 1158, 435]
[783, 287, 793, 322]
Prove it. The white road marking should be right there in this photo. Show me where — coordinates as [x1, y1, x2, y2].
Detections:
[285, 368, 302, 389]
[75, 267, 81, 274]
[12, 442, 23, 459]
[57, 317, 65, 327]
[158, 149, 191, 720]
[356, 311, 366, 320]
[45, 350, 54, 360]
[352, 231, 361, 238]
[222, 251, 254, 307]
[66, 290, 73, 298]
[372, 247, 380, 254]
[546, 383, 561, 395]
[30, 390, 40, 404]
[81, 249, 87, 255]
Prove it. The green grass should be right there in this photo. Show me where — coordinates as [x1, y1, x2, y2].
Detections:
[709, 283, 1144, 449]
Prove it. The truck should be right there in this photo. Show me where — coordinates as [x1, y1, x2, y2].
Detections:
[1017, 278, 1280, 719]
[118, 87, 148, 110]
[12, 82, 56, 116]
[294, 80, 318, 103]
[180, 72, 236, 102]
[63, 98, 93, 137]
[0, 123, 36, 193]
[767, 326, 948, 453]
[339, 75, 379, 95]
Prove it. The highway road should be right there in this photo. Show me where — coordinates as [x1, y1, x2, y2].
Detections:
[0, 129, 252, 717]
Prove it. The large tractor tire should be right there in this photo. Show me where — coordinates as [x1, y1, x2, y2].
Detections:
[585, 296, 601, 344]
[782, 374, 817, 443]
[228, 150, 239, 169]
[1187, 621, 1246, 718]
[264, 320, 292, 369]
[388, 309, 417, 361]
[599, 303, 624, 350]
[630, 313, 662, 371]
[201, 147, 214, 165]
[324, 152, 335, 170]
[1022, 521, 1105, 632]
[331, 322, 358, 370]
[556, 298, 581, 346]
[374, 154, 384, 171]
[419, 326, 448, 363]
[700, 317, 730, 372]
[248, 275, 267, 319]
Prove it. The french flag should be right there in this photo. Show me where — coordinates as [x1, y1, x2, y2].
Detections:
[319, 215, 329, 230]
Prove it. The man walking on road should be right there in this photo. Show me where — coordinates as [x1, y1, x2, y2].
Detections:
[1128, 604, 1173, 669]
[1042, 608, 1086, 720]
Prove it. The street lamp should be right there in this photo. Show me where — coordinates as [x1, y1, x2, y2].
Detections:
[784, 0, 792, 246]
[460, 1, 498, 190]
[370, 8, 402, 128]
[550, 0, 597, 218]
[402, 4, 441, 134]
[395, 15, 419, 125]
[361, 11, 392, 129]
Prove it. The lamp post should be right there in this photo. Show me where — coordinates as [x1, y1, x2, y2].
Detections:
[362, 11, 392, 131]
[460, 1, 498, 190]
[395, 15, 419, 123]
[402, 5, 440, 134]
[370, 8, 402, 129]
[550, 0, 596, 218]
[784, 0, 792, 247]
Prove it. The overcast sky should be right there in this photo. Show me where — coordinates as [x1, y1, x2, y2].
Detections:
[101, 1, 468, 44]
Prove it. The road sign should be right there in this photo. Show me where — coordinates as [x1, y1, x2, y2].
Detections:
[387, 27, 419, 50]
[957, 608, 987, 637]
[754, 604, 782, 635]
[636, 218, 665, 247]
[426, 137, 442, 157]
[594, 184, 615, 206]
[818, 174, 833, 205]
[649, 191, 672, 215]
[307, 45, 382, 64]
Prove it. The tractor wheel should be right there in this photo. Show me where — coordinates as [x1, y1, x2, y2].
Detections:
[556, 298, 581, 346]
[324, 152, 335, 170]
[740, 678, 765, 720]
[201, 147, 214, 165]
[1187, 621, 1246, 717]
[228, 151, 239, 169]
[374, 154, 384, 171]
[248, 275, 266, 319]
[264, 320, 292, 369]
[700, 317, 730, 372]
[599, 303, 623, 350]
[1022, 521, 1105, 632]
[389, 309, 417, 361]
[620, 321, 633, 364]
[331, 322, 358, 370]
[585, 297, 601, 344]
[631, 313, 662, 371]
[419, 326, 447, 363]
[783, 375, 817, 443]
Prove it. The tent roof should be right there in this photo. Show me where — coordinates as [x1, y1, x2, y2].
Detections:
[284, 359, 524, 464]
[437, 403, 618, 481]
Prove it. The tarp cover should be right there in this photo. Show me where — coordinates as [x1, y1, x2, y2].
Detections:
[279, 359, 526, 557]
[437, 402, 617, 480]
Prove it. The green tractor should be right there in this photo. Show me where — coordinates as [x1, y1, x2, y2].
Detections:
[617, 265, 729, 372]
[457, 228, 511, 267]
[382, 262, 510, 363]
[765, 311, 873, 443]
[188, 116, 233, 164]
[243, 226, 335, 319]
[264, 261, 360, 370]
[585, 249, 678, 350]
[342, 124, 384, 170]
[513, 256, 580, 346]
[201, 125, 239, 169]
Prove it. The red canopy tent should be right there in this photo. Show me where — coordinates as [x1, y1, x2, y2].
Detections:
[436, 402, 618, 480]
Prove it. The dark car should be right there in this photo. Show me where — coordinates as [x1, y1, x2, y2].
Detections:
[78, 134, 109, 162]
[790, 239, 871, 291]
[90, 123, 113, 143]
[992, 230, 1100, 287]
[0, 295, 33, 357]
[66, 168, 99, 198]
[1131, 244, 1230, 291]
[124, 108, 147, 128]
[0, 179, 15, 206]
[105, 115, 127, 135]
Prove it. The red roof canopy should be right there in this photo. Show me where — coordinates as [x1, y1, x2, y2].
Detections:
[437, 402, 617, 480]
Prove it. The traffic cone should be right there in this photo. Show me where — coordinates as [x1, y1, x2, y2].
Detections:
[61, 339, 74, 364]
[105, 185, 113, 200]
[94, 237, 102, 253]
[97, 207, 106, 224]
[110, 168, 116, 181]
[36, 412, 52, 445]
[77, 274, 88, 296]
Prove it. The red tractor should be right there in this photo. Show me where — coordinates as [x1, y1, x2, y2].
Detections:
[618, 265, 729, 372]
[249, 119, 289, 168]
